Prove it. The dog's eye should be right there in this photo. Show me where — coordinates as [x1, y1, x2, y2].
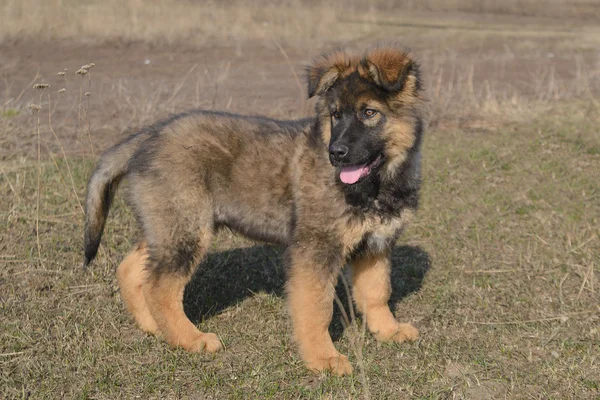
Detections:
[331, 111, 341, 120]
[364, 109, 378, 118]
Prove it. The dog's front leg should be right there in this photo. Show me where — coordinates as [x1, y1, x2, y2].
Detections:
[351, 250, 419, 343]
[286, 247, 352, 376]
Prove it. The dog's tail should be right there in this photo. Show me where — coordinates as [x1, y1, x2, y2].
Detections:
[83, 132, 149, 268]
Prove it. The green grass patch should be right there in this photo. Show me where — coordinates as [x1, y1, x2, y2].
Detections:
[0, 108, 19, 118]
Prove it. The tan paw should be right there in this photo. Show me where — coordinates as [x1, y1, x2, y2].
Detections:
[187, 332, 223, 353]
[137, 317, 159, 336]
[373, 323, 419, 343]
[306, 354, 353, 376]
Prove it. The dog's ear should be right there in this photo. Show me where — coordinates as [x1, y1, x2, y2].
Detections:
[361, 47, 421, 94]
[306, 50, 356, 98]
[306, 65, 339, 99]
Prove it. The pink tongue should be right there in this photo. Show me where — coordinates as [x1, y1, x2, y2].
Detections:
[340, 164, 368, 184]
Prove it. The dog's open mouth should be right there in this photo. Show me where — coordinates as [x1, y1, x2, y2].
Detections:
[339, 154, 383, 185]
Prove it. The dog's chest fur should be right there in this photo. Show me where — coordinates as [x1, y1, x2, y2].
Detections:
[342, 206, 415, 258]
[341, 178, 418, 255]
[365, 214, 408, 252]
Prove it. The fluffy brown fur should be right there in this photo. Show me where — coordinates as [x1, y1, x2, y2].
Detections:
[83, 44, 426, 375]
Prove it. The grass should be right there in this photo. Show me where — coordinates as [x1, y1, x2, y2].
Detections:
[1, 101, 598, 398]
[1, 109, 19, 118]
[0, 0, 343, 45]
[1, 0, 599, 46]
[1, 1, 600, 398]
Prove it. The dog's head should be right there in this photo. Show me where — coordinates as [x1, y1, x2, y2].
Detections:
[307, 45, 424, 185]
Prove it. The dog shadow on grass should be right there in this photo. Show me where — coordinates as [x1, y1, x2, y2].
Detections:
[183, 244, 430, 341]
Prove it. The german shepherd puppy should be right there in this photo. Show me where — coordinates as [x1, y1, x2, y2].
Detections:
[83, 44, 426, 375]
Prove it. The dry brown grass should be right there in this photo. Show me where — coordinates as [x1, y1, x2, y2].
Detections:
[2, 94, 598, 398]
[391, 0, 600, 20]
[1, 2, 600, 398]
[0, 0, 345, 45]
[424, 51, 600, 129]
[2, 0, 599, 45]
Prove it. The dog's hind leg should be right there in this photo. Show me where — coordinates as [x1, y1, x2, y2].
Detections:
[142, 229, 222, 353]
[116, 241, 158, 335]
[351, 251, 419, 343]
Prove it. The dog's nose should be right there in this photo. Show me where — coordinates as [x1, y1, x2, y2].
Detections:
[329, 144, 349, 162]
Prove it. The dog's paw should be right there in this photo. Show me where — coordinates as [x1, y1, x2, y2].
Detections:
[137, 317, 160, 336]
[187, 332, 223, 353]
[373, 322, 419, 343]
[306, 354, 353, 376]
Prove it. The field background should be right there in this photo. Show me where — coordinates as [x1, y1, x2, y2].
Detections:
[1, 0, 599, 398]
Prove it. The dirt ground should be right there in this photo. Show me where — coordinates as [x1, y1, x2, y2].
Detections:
[1, 2, 600, 399]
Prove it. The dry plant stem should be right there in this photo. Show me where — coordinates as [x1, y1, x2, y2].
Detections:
[15, 71, 41, 105]
[66, 72, 108, 261]
[590, 262, 595, 294]
[45, 146, 71, 195]
[165, 64, 199, 106]
[569, 235, 597, 254]
[464, 269, 518, 274]
[47, 93, 84, 214]
[466, 311, 595, 325]
[342, 274, 370, 400]
[340, 272, 356, 323]
[77, 76, 85, 158]
[85, 71, 95, 159]
[272, 38, 306, 114]
[0, 351, 28, 357]
[1, 167, 18, 197]
[335, 272, 370, 399]
[353, 315, 370, 400]
[559, 272, 569, 306]
[576, 261, 596, 300]
[35, 93, 45, 269]
[334, 291, 351, 328]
